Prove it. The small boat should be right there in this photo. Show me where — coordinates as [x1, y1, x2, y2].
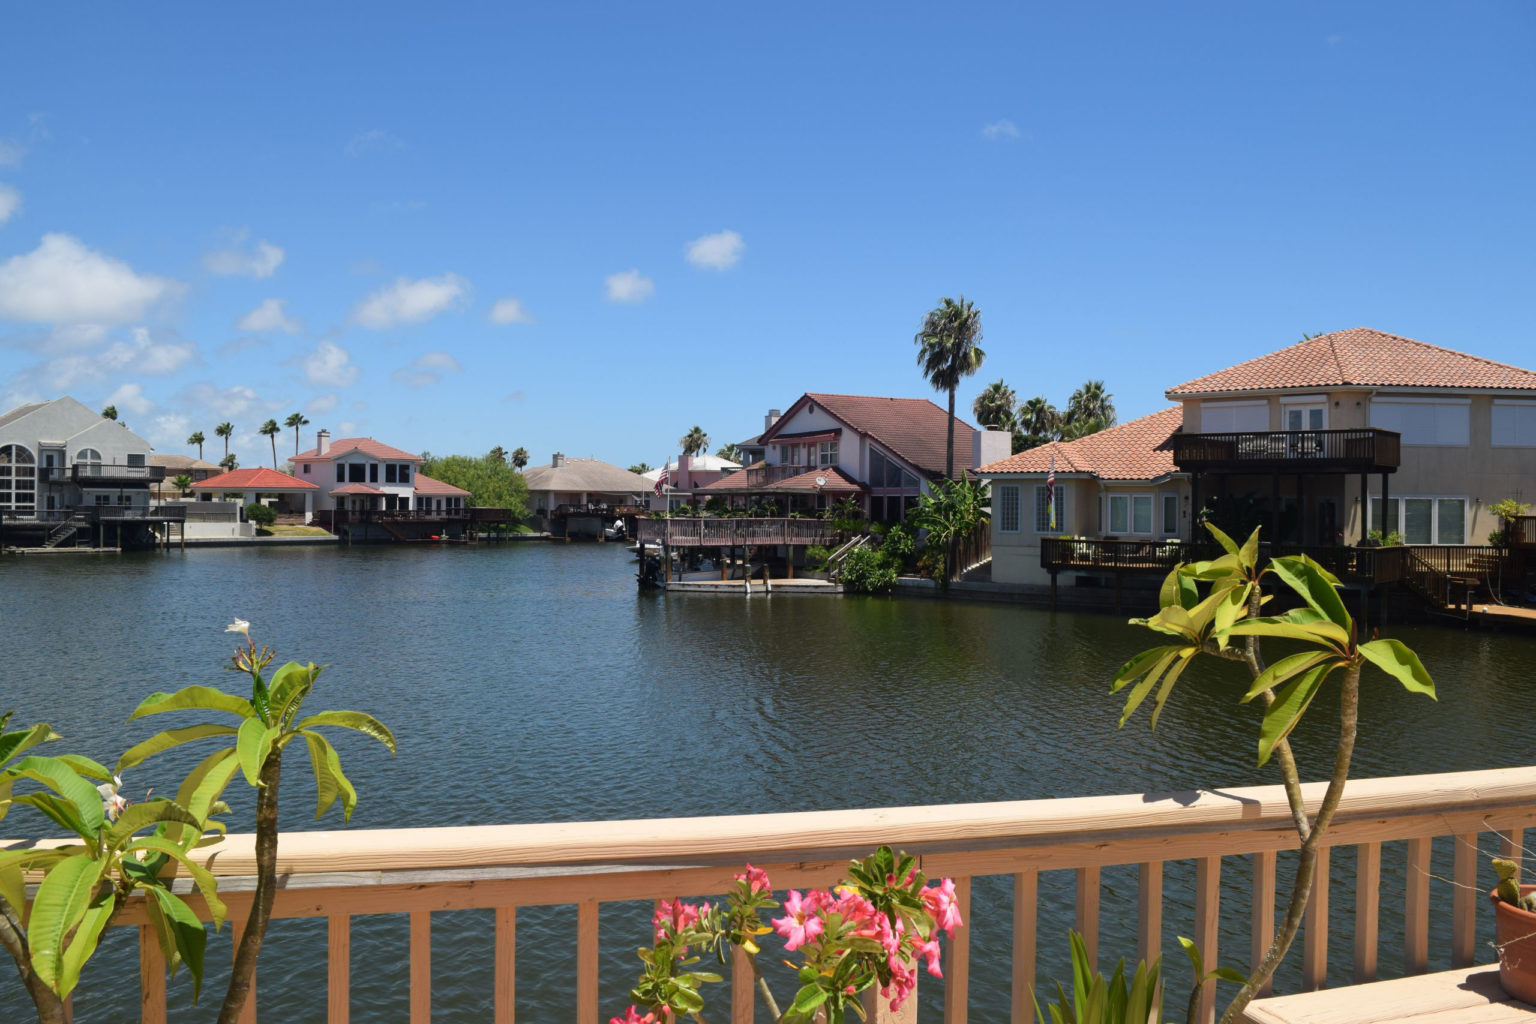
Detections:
[604, 519, 627, 542]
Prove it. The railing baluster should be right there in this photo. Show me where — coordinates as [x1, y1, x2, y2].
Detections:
[1404, 837, 1431, 974]
[495, 906, 516, 1024]
[1194, 857, 1220, 1024]
[1354, 842, 1381, 983]
[1075, 865, 1100, 968]
[731, 944, 754, 1023]
[1137, 861, 1162, 976]
[328, 914, 350, 1024]
[140, 924, 167, 1024]
[1251, 850, 1276, 996]
[1452, 832, 1477, 967]
[410, 910, 431, 1024]
[577, 900, 599, 1024]
[1012, 869, 1038, 1024]
[943, 876, 972, 1024]
[1303, 846, 1330, 990]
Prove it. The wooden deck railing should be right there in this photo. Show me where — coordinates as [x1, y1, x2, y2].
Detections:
[21, 766, 1536, 1024]
[1171, 428, 1401, 474]
[1041, 538, 1420, 584]
[635, 516, 838, 547]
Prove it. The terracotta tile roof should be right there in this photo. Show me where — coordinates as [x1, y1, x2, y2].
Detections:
[1166, 328, 1536, 396]
[294, 437, 423, 461]
[412, 472, 470, 497]
[330, 483, 385, 496]
[190, 468, 320, 490]
[978, 407, 1184, 482]
[698, 466, 865, 494]
[769, 393, 979, 479]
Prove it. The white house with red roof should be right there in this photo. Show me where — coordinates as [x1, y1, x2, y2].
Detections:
[697, 392, 1009, 521]
[291, 430, 469, 515]
[980, 327, 1536, 586]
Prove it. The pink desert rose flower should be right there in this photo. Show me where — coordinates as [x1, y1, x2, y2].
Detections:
[913, 936, 943, 977]
[922, 878, 963, 936]
[771, 890, 826, 951]
[735, 863, 772, 893]
[653, 898, 702, 941]
[609, 1007, 657, 1024]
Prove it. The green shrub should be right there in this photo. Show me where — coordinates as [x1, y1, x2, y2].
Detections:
[804, 544, 831, 571]
[244, 502, 277, 528]
[839, 547, 898, 593]
[1366, 528, 1402, 546]
[882, 523, 916, 561]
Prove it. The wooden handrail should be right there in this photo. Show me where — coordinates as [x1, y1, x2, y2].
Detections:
[14, 766, 1536, 1023]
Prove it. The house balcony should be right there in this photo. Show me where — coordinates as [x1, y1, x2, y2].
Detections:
[40, 463, 169, 484]
[1171, 428, 1400, 475]
[1040, 537, 1417, 583]
[741, 463, 828, 487]
[31, 765, 1534, 1023]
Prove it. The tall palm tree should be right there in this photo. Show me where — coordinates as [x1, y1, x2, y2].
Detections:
[285, 412, 310, 456]
[259, 419, 281, 468]
[216, 422, 234, 458]
[679, 426, 709, 456]
[219, 453, 238, 472]
[488, 446, 507, 466]
[971, 379, 1018, 432]
[511, 447, 529, 470]
[715, 442, 743, 463]
[1065, 380, 1116, 431]
[1019, 397, 1059, 440]
[188, 431, 206, 460]
[100, 405, 118, 421]
[914, 296, 985, 480]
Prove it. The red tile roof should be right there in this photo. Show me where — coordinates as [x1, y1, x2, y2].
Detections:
[294, 437, 423, 461]
[1166, 328, 1536, 396]
[765, 393, 979, 479]
[698, 466, 865, 494]
[412, 472, 470, 496]
[978, 407, 1184, 481]
[330, 483, 385, 496]
[190, 468, 319, 491]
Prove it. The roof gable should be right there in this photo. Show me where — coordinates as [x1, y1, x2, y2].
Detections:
[1167, 328, 1536, 396]
[294, 437, 423, 462]
[979, 407, 1184, 482]
[762, 392, 980, 478]
[192, 467, 319, 490]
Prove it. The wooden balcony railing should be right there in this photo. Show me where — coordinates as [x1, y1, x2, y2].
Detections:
[1171, 428, 1401, 474]
[21, 766, 1536, 1023]
[1040, 538, 1417, 583]
[743, 463, 820, 486]
[67, 463, 168, 483]
[635, 516, 838, 547]
[1510, 515, 1536, 548]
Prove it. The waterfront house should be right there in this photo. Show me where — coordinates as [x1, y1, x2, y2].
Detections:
[523, 453, 649, 536]
[696, 392, 1010, 521]
[0, 395, 162, 515]
[291, 430, 439, 514]
[150, 453, 222, 499]
[643, 452, 743, 512]
[190, 467, 321, 522]
[981, 327, 1536, 588]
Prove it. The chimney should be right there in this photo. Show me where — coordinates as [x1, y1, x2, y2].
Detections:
[765, 409, 781, 431]
[552, 452, 564, 468]
[317, 430, 330, 456]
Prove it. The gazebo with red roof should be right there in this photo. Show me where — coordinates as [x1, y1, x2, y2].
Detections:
[191, 467, 321, 522]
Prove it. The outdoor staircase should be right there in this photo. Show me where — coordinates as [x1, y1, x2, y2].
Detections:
[824, 534, 870, 581]
[43, 519, 79, 549]
[1398, 546, 1511, 618]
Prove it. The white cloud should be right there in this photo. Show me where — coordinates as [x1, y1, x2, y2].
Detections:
[0, 233, 180, 326]
[0, 141, 23, 166]
[306, 393, 339, 415]
[42, 327, 197, 389]
[489, 297, 532, 324]
[685, 230, 745, 270]
[346, 129, 404, 157]
[204, 235, 284, 278]
[981, 119, 1021, 141]
[304, 341, 358, 387]
[0, 183, 19, 224]
[147, 411, 191, 448]
[237, 298, 301, 334]
[105, 381, 154, 417]
[351, 273, 468, 329]
[392, 350, 462, 388]
[180, 382, 268, 421]
[605, 268, 654, 303]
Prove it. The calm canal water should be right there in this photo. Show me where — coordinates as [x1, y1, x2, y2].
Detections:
[1, 543, 1533, 1021]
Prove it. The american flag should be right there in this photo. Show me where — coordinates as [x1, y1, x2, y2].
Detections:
[1046, 455, 1056, 529]
[654, 463, 670, 496]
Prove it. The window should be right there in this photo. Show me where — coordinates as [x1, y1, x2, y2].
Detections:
[1282, 404, 1326, 431]
[126, 453, 146, 467]
[303, 463, 311, 475]
[336, 464, 345, 483]
[1369, 399, 1469, 446]
[399, 464, 411, 484]
[368, 463, 378, 483]
[998, 484, 1021, 532]
[1108, 494, 1153, 535]
[1200, 401, 1267, 433]
[74, 448, 102, 477]
[385, 464, 398, 483]
[348, 463, 365, 483]
[818, 441, 838, 467]
[1493, 401, 1536, 447]
[0, 444, 36, 511]
[1162, 494, 1179, 535]
[1034, 485, 1064, 533]
[1370, 495, 1468, 544]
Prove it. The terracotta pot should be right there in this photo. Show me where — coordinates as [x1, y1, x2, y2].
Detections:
[1493, 883, 1536, 1003]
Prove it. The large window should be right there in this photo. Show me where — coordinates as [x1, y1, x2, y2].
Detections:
[1370, 495, 1468, 544]
[1199, 401, 1268, 433]
[1162, 493, 1179, 535]
[0, 444, 36, 511]
[1493, 401, 1536, 447]
[1034, 485, 1064, 533]
[998, 484, 1020, 533]
[348, 463, 365, 483]
[1369, 399, 1469, 447]
[1108, 493, 1153, 535]
[818, 441, 838, 467]
[73, 448, 102, 477]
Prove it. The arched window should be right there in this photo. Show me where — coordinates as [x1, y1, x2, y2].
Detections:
[0, 444, 36, 511]
[74, 448, 103, 477]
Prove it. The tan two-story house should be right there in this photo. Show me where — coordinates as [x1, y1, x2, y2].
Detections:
[981, 328, 1536, 586]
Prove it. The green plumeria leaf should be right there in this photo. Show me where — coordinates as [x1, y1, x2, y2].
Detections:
[149, 887, 208, 999]
[1258, 663, 1336, 765]
[106, 799, 203, 847]
[301, 730, 358, 821]
[128, 836, 227, 925]
[26, 854, 101, 992]
[1237, 526, 1262, 569]
[1269, 556, 1350, 629]
[173, 749, 240, 839]
[0, 862, 26, 919]
[129, 686, 253, 721]
[117, 724, 239, 774]
[1223, 617, 1344, 648]
[1358, 639, 1437, 698]
[1241, 650, 1333, 702]
[235, 719, 277, 787]
[1149, 649, 1198, 729]
[296, 711, 397, 754]
[7, 756, 104, 835]
[57, 899, 113, 1000]
[1211, 966, 1249, 984]
[11, 791, 91, 837]
[1204, 523, 1240, 558]
[1213, 582, 1252, 650]
[267, 661, 317, 724]
[0, 722, 60, 768]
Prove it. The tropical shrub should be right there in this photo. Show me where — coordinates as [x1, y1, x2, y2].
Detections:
[243, 502, 277, 528]
[1365, 528, 1403, 546]
[839, 546, 899, 594]
[172, 474, 194, 495]
[418, 452, 530, 516]
[803, 544, 831, 571]
[910, 478, 990, 581]
[612, 847, 961, 1024]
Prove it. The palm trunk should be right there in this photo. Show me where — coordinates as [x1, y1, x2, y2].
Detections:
[270, 436, 277, 468]
[944, 388, 957, 580]
[217, 753, 282, 1024]
[0, 897, 69, 1024]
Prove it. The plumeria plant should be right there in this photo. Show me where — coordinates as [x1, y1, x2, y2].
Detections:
[116, 618, 396, 1024]
[612, 846, 963, 1024]
[0, 711, 228, 1024]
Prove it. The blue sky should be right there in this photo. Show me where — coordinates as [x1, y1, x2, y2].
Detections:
[0, 4, 1531, 468]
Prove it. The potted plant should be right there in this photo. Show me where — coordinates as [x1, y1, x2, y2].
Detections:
[1490, 859, 1536, 1002]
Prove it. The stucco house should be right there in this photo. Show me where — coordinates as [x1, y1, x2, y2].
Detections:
[0, 396, 162, 515]
[643, 453, 743, 512]
[523, 453, 649, 517]
[290, 430, 467, 515]
[696, 392, 1010, 521]
[981, 327, 1536, 586]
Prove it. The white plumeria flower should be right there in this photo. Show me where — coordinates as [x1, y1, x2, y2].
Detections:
[98, 775, 129, 822]
[226, 617, 251, 639]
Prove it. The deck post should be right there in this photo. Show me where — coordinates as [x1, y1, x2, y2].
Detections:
[787, 545, 794, 579]
[1359, 471, 1369, 538]
[664, 542, 671, 584]
[1381, 471, 1390, 539]
[1050, 571, 1058, 609]
[1190, 473, 1200, 541]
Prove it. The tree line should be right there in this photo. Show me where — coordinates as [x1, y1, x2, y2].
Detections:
[972, 378, 1116, 453]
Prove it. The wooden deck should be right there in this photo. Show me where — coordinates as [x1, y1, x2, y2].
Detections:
[635, 516, 837, 547]
[1242, 966, 1532, 1023]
